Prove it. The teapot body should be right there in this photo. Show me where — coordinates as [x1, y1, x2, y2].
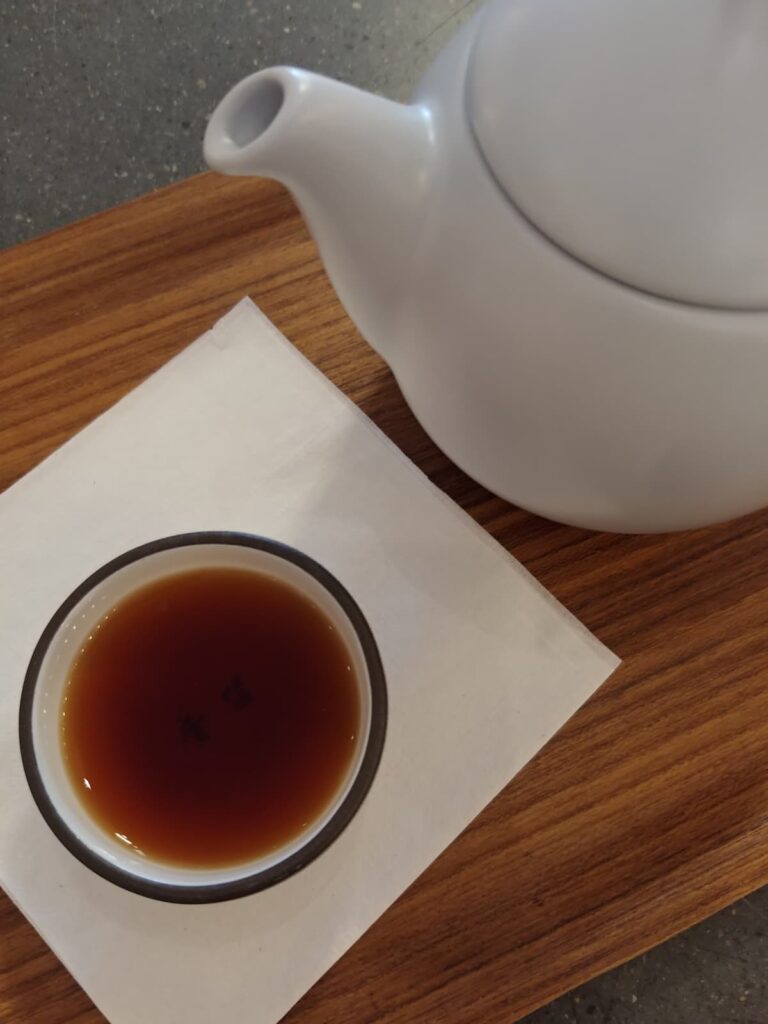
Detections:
[376, 17, 768, 533]
[206, 3, 768, 533]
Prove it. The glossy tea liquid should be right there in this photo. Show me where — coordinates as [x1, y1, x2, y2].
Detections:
[60, 568, 361, 867]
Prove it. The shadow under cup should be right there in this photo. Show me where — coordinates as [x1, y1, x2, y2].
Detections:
[18, 532, 387, 904]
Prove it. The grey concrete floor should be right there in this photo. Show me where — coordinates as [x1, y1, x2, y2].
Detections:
[1, 2, 767, 1022]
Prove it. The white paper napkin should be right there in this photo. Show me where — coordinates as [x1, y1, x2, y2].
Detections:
[0, 299, 618, 1024]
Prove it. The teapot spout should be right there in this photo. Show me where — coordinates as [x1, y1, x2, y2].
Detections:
[204, 67, 434, 353]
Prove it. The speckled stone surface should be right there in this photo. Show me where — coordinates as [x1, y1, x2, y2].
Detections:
[1, 0, 483, 247]
[1, 3, 767, 1022]
[526, 890, 768, 1023]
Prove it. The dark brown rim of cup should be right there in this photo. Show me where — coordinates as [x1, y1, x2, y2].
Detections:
[18, 531, 387, 904]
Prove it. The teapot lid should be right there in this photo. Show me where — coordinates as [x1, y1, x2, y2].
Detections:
[467, 0, 768, 309]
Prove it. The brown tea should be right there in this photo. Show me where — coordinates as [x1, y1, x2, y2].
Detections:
[60, 567, 361, 868]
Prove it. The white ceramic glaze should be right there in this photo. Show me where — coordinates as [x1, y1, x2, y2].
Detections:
[22, 537, 383, 900]
[204, 0, 768, 533]
[468, 0, 768, 310]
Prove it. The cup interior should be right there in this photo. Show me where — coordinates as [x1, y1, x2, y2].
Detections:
[20, 534, 385, 902]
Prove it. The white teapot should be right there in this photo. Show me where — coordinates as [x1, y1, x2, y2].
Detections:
[204, 0, 768, 533]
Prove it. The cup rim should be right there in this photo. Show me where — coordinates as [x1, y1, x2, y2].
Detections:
[18, 531, 387, 904]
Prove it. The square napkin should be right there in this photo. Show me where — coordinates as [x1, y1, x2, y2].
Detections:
[0, 299, 618, 1024]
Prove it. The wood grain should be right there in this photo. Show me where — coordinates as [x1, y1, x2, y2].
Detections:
[2, 174, 768, 1024]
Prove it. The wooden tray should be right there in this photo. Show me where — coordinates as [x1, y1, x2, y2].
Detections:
[2, 175, 768, 1024]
